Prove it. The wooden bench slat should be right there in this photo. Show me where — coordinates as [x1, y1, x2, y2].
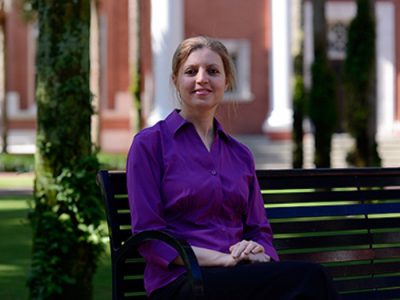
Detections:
[341, 289, 400, 300]
[263, 188, 400, 203]
[115, 197, 130, 210]
[356, 176, 400, 187]
[256, 168, 400, 187]
[272, 217, 400, 234]
[276, 231, 400, 251]
[120, 278, 145, 294]
[373, 247, 400, 259]
[335, 275, 400, 292]
[280, 249, 375, 263]
[280, 247, 400, 263]
[328, 261, 400, 277]
[275, 234, 373, 250]
[266, 202, 400, 219]
[115, 212, 131, 226]
[122, 264, 145, 276]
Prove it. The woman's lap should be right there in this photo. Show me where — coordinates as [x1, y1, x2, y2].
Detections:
[150, 261, 340, 300]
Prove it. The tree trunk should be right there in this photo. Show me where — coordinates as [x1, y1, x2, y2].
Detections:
[29, 1, 104, 299]
[0, 1, 7, 153]
[292, 0, 305, 168]
[344, 0, 380, 166]
[366, 0, 380, 166]
[309, 0, 337, 168]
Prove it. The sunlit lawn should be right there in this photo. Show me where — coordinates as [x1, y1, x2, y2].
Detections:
[0, 173, 34, 189]
[0, 173, 112, 299]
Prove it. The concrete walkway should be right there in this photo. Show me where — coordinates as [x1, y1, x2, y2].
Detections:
[235, 135, 292, 169]
[236, 133, 400, 169]
[1, 132, 399, 170]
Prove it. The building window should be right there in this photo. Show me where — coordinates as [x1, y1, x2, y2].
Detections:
[220, 39, 253, 102]
[327, 21, 348, 60]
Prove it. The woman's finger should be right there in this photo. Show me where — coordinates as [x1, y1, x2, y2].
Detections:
[230, 240, 264, 258]
[231, 241, 247, 258]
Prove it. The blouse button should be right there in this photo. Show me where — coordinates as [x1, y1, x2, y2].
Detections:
[211, 169, 217, 176]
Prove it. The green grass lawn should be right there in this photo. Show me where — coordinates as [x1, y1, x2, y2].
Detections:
[0, 173, 34, 189]
[0, 174, 112, 299]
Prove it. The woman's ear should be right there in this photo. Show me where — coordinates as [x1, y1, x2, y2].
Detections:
[171, 75, 177, 87]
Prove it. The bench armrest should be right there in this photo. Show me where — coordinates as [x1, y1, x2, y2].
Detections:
[115, 230, 204, 298]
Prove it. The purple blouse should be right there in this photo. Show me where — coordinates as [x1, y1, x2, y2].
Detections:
[126, 110, 279, 295]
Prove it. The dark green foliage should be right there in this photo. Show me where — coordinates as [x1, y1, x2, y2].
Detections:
[309, 0, 337, 168]
[130, 71, 142, 130]
[292, 54, 306, 168]
[344, 0, 381, 166]
[26, 1, 106, 299]
[309, 54, 337, 168]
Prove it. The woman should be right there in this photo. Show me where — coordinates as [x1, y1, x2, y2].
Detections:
[127, 36, 338, 299]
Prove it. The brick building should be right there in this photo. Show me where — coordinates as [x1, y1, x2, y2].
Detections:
[3, 0, 400, 154]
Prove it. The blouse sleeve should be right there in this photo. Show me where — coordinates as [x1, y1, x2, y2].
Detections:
[242, 155, 280, 262]
[126, 131, 180, 268]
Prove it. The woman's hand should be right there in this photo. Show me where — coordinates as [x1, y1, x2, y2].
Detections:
[229, 240, 264, 258]
[174, 246, 244, 267]
[173, 242, 270, 267]
[229, 240, 271, 263]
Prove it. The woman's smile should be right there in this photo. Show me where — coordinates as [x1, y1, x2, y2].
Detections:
[193, 88, 212, 96]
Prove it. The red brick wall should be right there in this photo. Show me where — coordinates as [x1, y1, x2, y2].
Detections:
[7, 2, 29, 110]
[184, 0, 270, 134]
[99, 0, 130, 110]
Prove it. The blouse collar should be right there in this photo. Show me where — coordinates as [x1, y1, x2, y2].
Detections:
[166, 109, 229, 140]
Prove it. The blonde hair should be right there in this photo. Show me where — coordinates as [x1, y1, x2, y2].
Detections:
[171, 36, 236, 91]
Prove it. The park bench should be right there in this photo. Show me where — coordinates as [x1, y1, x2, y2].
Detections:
[97, 167, 400, 299]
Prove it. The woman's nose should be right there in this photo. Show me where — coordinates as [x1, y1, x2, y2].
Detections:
[196, 69, 208, 84]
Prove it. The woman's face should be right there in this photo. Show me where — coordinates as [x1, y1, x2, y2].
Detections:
[174, 47, 227, 114]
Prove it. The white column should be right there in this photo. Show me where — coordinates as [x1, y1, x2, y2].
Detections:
[148, 0, 183, 126]
[376, 2, 395, 138]
[263, 0, 293, 135]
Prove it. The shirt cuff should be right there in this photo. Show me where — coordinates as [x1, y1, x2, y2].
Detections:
[264, 244, 280, 262]
[139, 240, 180, 268]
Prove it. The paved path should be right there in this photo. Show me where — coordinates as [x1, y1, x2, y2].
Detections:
[237, 133, 400, 169]
[235, 135, 291, 169]
[0, 189, 32, 196]
[1, 132, 399, 172]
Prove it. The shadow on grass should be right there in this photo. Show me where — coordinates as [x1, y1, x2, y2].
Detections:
[0, 194, 112, 300]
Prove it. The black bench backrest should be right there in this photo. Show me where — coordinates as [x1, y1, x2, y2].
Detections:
[99, 168, 400, 299]
[97, 170, 147, 299]
[258, 168, 400, 299]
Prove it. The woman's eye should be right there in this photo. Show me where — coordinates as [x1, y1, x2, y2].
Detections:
[208, 68, 219, 75]
[184, 69, 196, 75]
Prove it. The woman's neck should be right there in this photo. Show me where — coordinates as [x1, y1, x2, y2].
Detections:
[180, 110, 215, 151]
